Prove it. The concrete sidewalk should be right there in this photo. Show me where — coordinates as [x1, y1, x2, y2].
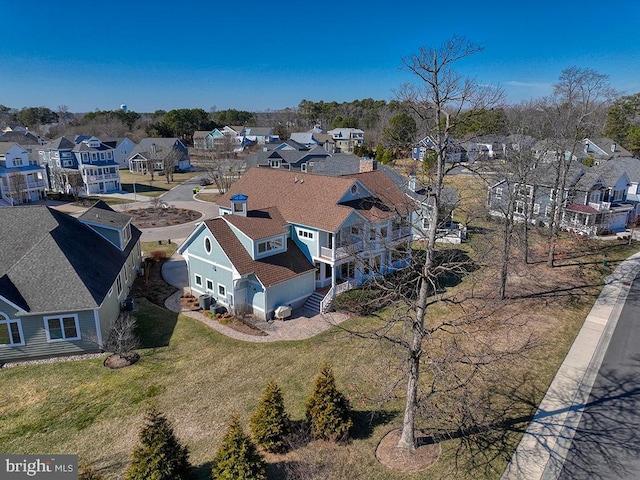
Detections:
[502, 252, 640, 480]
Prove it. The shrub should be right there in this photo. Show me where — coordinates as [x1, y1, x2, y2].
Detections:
[150, 250, 169, 262]
[249, 379, 291, 453]
[305, 362, 352, 442]
[125, 406, 191, 480]
[78, 464, 105, 480]
[211, 415, 266, 480]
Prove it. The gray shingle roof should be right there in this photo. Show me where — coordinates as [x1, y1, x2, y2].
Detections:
[0, 205, 140, 313]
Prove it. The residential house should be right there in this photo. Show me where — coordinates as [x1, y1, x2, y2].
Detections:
[290, 131, 336, 153]
[0, 201, 142, 362]
[71, 137, 121, 195]
[487, 158, 636, 236]
[244, 127, 277, 145]
[582, 137, 633, 164]
[178, 167, 416, 318]
[561, 162, 634, 235]
[412, 136, 466, 163]
[101, 137, 137, 169]
[128, 138, 191, 173]
[38, 136, 78, 192]
[326, 128, 364, 153]
[245, 142, 332, 172]
[488, 160, 585, 227]
[0, 130, 45, 153]
[0, 143, 47, 205]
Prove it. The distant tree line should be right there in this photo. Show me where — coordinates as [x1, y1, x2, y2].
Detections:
[3, 90, 639, 158]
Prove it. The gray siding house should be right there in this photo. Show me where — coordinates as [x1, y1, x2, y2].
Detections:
[0, 202, 142, 362]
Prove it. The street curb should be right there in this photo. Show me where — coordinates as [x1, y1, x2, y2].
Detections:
[502, 252, 640, 480]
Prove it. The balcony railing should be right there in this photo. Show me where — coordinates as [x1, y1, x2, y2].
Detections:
[26, 180, 45, 188]
[85, 173, 119, 182]
[391, 227, 412, 240]
[320, 241, 364, 260]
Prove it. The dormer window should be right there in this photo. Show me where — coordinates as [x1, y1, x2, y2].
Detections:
[270, 159, 281, 168]
[350, 184, 358, 195]
[257, 237, 283, 254]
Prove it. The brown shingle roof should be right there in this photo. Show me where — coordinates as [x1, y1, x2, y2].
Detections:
[223, 207, 288, 240]
[223, 168, 413, 232]
[205, 218, 315, 287]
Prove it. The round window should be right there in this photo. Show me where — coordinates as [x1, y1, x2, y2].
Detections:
[204, 237, 212, 254]
[351, 184, 358, 194]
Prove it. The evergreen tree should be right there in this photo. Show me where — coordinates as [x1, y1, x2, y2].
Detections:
[381, 148, 394, 164]
[249, 379, 291, 453]
[305, 362, 352, 442]
[125, 406, 191, 480]
[375, 143, 384, 161]
[212, 416, 267, 480]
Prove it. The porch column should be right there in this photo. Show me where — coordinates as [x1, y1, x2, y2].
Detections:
[331, 262, 336, 290]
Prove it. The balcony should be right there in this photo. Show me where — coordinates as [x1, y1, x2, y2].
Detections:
[391, 227, 412, 241]
[85, 172, 120, 182]
[319, 241, 363, 261]
[26, 180, 45, 188]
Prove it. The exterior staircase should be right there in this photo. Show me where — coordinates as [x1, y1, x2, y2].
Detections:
[303, 291, 325, 315]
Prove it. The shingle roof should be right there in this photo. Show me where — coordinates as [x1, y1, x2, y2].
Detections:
[0, 205, 140, 313]
[204, 218, 314, 287]
[78, 200, 131, 229]
[223, 168, 413, 232]
[223, 207, 288, 240]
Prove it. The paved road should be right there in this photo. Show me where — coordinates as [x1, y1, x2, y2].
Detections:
[160, 173, 208, 203]
[557, 273, 640, 480]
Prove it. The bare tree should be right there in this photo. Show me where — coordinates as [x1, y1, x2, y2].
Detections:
[67, 171, 85, 201]
[538, 68, 616, 267]
[104, 311, 140, 355]
[6, 172, 27, 205]
[375, 36, 506, 451]
[202, 133, 245, 193]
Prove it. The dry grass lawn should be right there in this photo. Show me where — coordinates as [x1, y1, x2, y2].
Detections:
[1, 211, 638, 479]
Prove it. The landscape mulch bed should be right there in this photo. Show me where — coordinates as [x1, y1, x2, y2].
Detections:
[125, 207, 201, 228]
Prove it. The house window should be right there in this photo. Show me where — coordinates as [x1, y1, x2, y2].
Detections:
[195, 274, 203, 287]
[350, 226, 360, 236]
[589, 190, 601, 203]
[206, 279, 214, 291]
[12, 158, 23, 167]
[301, 163, 308, 173]
[44, 315, 80, 342]
[545, 204, 552, 217]
[533, 203, 540, 215]
[204, 237, 212, 254]
[495, 187, 503, 199]
[233, 203, 244, 213]
[515, 201, 525, 215]
[270, 160, 281, 168]
[613, 190, 625, 201]
[82, 153, 89, 162]
[0, 316, 23, 346]
[350, 184, 358, 195]
[298, 229, 314, 239]
[380, 226, 388, 238]
[257, 238, 283, 254]
[100, 152, 105, 160]
[116, 274, 122, 296]
[218, 284, 226, 297]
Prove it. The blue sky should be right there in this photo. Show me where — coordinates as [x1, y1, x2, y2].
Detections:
[2, 0, 639, 113]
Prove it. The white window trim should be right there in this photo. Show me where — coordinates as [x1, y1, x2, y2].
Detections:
[204, 236, 212, 254]
[218, 283, 226, 298]
[0, 315, 25, 347]
[44, 314, 81, 342]
[195, 274, 203, 287]
[206, 278, 214, 292]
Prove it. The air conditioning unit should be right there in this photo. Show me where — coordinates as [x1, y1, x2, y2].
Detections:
[275, 305, 292, 320]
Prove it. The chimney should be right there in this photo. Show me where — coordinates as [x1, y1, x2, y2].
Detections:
[359, 157, 376, 173]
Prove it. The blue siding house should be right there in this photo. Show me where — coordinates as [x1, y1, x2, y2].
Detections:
[178, 167, 416, 318]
